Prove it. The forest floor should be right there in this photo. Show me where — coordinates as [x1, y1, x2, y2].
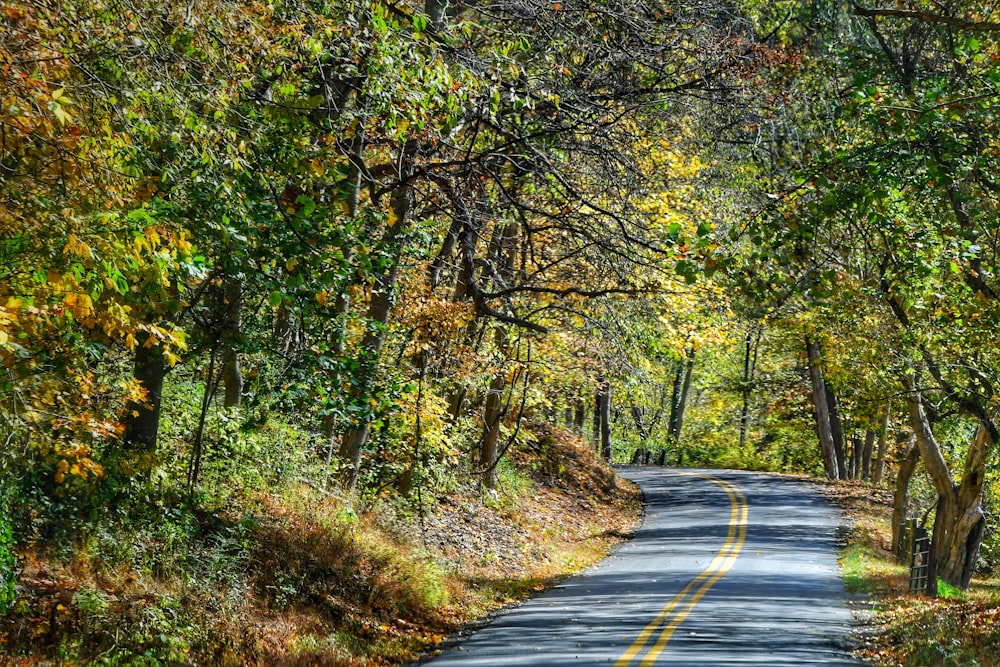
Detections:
[818, 480, 1000, 667]
[0, 425, 642, 666]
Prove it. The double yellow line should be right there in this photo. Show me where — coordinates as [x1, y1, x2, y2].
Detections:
[615, 473, 749, 667]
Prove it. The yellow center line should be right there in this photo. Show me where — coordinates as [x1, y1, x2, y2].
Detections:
[614, 473, 749, 667]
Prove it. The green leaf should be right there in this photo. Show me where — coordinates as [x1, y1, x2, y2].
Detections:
[296, 195, 316, 217]
[268, 290, 283, 308]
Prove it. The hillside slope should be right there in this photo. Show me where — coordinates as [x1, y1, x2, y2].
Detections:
[2, 426, 640, 666]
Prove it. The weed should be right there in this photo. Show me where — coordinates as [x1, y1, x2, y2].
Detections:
[0, 488, 15, 614]
[937, 578, 967, 600]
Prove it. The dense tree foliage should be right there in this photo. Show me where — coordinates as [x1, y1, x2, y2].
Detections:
[4, 2, 1000, 658]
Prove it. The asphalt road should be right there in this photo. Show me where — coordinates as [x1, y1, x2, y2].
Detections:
[423, 466, 861, 666]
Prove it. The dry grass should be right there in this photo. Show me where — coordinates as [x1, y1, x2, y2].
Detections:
[0, 427, 641, 666]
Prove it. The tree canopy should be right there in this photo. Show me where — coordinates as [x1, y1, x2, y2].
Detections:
[4, 0, 1000, 643]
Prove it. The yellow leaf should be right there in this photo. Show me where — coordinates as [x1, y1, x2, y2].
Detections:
[52, 104, 73, 126]
[311, 158, 326, 176]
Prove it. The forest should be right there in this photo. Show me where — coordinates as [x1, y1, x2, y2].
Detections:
[2, 0, 1000, 664]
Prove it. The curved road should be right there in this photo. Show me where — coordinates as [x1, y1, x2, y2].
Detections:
[423, 467, 861, 666]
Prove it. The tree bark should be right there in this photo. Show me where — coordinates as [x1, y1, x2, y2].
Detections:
[850, 436, 862, 480]
[673, 356, 694, 442]
[632, 405, 650, 447]
[904, 376, 989, 590]
[593, 381, 602, 450]
[221, 278, 243, 409]
[599, 378, 612, 461]
[425, 0, 449, 31]
[872, 409, 891, 485]
[826, 387, 849, 480]
[892, 441, 920, 562]
[339, 141, 416, 491]
[574, 396, 585, 435]
[479, 372, 505, 490]
[739, 325, 762, 450]
[861, 429, 876, 481]
[479, 326, 510, 489]
[121, 343, 168, 455]
[806, 338, 840, 480]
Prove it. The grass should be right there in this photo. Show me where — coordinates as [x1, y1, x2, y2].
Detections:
[820, 481, 1000, 667]
[840, 542, 908, 596]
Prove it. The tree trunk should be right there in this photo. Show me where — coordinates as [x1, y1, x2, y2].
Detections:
[872, 409, 891, 485]
[739, 325, 762, 450]
[672, 355, 694, 443]
[425, 0, 449, 31]
[850, 436, 862, 480]
[632, 406, 650, 447]
[333, 128, 364, 358]
[668, 360, 684, 439]
[121, 343, 168, 455]
[892, 442, 920, 562]
[904, 377, 989, 590]
[429, 215, 463, 290]
[339, 141, 416, 491]
[601, 380, 611, 463]
[806, 338, 840, 480]
[480, 372, 506, 489]
[667, 354, 694, 465]
[599, 378, 612, 462]
[188, 346, 222, 492]
[861, 429, 876, 481]
[826, 387, 848, 480]
[593, 381, 602, 451]
[221, 279, 243, 409]
[574, 396, 585, 435]
[274, 303, 301, 356]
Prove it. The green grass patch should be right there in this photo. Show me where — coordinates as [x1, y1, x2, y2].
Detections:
[840, 542, 907, 596]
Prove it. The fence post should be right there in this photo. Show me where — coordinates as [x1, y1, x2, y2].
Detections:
[909, 525, 930, 594]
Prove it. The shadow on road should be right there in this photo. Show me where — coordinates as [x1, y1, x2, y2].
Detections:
[422, 467, 862, 666]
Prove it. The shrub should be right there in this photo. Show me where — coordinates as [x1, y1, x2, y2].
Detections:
[0, 490, 15, 614]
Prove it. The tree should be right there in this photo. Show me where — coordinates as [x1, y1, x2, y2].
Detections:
[731, 0, 1000, 589]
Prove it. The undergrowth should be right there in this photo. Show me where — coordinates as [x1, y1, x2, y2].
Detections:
[0, 422, 640, 666]
[822, 480, 1000, 667]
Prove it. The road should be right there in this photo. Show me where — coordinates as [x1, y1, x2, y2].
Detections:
[422, 466, 861, 666]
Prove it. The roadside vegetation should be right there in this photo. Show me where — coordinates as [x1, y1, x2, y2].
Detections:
[825, 481, 1000, 667]
[1, 423, 639, 666]
[4, 0, 1000, 663]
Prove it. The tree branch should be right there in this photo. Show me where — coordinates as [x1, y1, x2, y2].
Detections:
[851, 3, 1000, 31]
